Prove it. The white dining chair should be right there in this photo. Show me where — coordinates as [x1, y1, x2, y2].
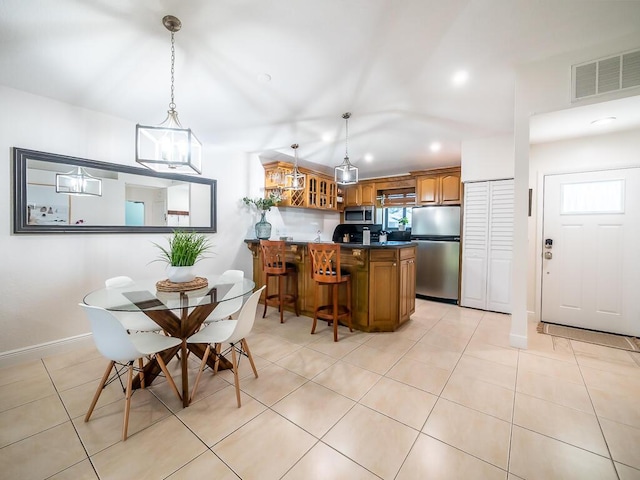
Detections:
[79, 304, 183, 441]
[202, 270, 246, 325]
[187, 286, 265, 406]
[105, 276, 163, 333]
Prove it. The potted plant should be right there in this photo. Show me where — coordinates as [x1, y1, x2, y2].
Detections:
[398, 216, 409, 231]
[242, 191, 281, 239]
[152, 230, 212, 282]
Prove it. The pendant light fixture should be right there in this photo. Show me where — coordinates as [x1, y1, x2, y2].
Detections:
[56, 167, 102, 197]
[334, 112, 358, 185]
[285, 143, 305, 191]
[136, 15, 202, 174]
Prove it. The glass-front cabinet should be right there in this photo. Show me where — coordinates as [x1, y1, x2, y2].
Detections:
[263, 162, 337, 211]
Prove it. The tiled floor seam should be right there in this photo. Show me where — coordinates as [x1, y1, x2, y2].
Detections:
[573, 344, 624, 479]
[506, 348, 521, 477]
[421, 432, 509, 475]
[40, 358, 100, 479]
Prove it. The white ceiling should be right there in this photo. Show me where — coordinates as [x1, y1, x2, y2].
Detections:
[1, 0, 640, 178]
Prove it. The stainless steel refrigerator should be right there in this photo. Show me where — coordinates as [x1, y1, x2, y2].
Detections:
[411, 205, 461, 302]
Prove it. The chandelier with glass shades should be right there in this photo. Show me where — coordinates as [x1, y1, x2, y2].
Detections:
[136, 15, 202, 174]
[334, 112, 358, 185]
[56, 166, 102, 197]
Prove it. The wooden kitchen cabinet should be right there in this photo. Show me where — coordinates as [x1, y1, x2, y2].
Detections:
[368, 246, 416, 331]
[344, 182, 376, 207]
[262, 162, 337, 211]
[399, 249, 416, 322]
[308, 175, 338, 210]
[415, 168, 461, 205]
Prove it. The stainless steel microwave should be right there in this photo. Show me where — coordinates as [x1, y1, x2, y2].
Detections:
[343, 206, 375, 224]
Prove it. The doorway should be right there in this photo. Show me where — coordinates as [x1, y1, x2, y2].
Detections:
[541, 167, 640, 336]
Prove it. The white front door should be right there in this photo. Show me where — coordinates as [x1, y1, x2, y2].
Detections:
[541, 168, 640, 336]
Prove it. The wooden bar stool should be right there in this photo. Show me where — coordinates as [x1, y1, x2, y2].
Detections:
[260, 240, 299, 323]
[308, 243, 353, 342]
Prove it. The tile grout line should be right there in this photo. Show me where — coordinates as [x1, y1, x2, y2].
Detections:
[570, 340, 622, 480]
[40, 357, 101, 480]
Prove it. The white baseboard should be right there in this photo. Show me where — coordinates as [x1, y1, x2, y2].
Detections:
[0, 334, 94, 369]
[510, 332, 528, 349]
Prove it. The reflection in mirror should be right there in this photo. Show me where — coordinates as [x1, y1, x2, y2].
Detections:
[13, 148, 217, 234]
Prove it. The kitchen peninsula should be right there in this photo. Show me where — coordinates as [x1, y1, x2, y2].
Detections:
[245, 240, 416, 332]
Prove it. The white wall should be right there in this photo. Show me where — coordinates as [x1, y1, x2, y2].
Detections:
[0, 85, 343, 363]
[527, 128, 640, 319]
[512, 31, 640, 348]
[0, 86, 262, 362]
[461, 134, 514, 182]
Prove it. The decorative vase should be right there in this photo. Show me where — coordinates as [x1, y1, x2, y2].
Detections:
[255, 211, 272, 239]
[166, 265, 196, 283]
[399, 224, 406, 231]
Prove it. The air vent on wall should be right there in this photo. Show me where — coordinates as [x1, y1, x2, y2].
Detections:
[572, 49, 640, 101]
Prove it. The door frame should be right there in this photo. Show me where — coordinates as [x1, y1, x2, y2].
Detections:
[533, 164, 640, 323]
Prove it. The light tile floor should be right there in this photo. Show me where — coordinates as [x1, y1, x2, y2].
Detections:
[1, 299, 639, 479]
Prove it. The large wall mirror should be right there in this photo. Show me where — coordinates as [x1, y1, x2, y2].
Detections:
[12, 148, 217, 234]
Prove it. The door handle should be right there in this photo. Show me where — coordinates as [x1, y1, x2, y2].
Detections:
[544, 251, 552, 260]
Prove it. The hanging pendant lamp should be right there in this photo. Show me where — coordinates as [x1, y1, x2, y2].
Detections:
[56, 167, 102, 197]
[136, 15, 202, 174]
[334, 112, 358, 185]
[285, 143, 306, 191]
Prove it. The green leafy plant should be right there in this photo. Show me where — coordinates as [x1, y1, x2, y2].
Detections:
[242, 191, 282, 212]
[398, 216, 409, 225]
[152, 230, 212, 266]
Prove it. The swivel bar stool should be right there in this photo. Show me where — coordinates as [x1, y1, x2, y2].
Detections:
[308, 243, 353, 342]
[260, 240, 299, 323]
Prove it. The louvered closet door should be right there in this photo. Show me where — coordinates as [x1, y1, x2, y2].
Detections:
[461, 182, 489, 309]
[461, 179, 514, 313]
[486, 180, 514, 313]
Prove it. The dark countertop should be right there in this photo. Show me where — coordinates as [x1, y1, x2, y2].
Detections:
[244, 239, 415, 249]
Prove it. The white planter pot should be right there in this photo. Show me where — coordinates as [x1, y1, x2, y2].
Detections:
[166, 265, 196, 283]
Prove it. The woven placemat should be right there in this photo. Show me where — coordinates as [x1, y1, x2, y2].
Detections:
[156, 277, 208, 292]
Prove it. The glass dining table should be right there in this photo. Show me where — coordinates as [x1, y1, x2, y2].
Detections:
[83, 275, 256, 407]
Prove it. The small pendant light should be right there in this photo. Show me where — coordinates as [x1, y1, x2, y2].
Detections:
[334, 112, 358, 185]
[285, 143, 306, 191]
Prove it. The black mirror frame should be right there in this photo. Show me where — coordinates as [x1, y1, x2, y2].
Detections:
[12, 147, 217, 234]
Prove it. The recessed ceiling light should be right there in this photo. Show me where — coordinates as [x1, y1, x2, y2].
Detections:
[257, 73, 272, 83]
[364, 153, 374, 162]
[452, 70, 468, 86]
[590, 116, 616, 126]
[429, 142, 442, 152]
[321, 132, 333, 142]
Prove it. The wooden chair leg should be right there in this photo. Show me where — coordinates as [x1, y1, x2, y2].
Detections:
[279, 275, 284, 323]
[347, 277, 353, 332]
[189, 344, 211, 403]
[311, 283, 319, 334]
[262, 274, 269, 318]
[85, 360, 114, 422]
[122, 362, 134, 441]
[293, 271, 300, 316]
[231, 343, 242, 407]
[242, 338, 259, 378]
[138, 357, 145, 389]
[332, 284, 339, 342]
[213, 343, 222, 374]
[156, 354, 182, 403]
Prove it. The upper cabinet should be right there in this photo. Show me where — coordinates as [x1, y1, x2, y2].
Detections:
[344, 182, 376, 207]
[414, 167, 461, 205]
[262, 162, 337, 211]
